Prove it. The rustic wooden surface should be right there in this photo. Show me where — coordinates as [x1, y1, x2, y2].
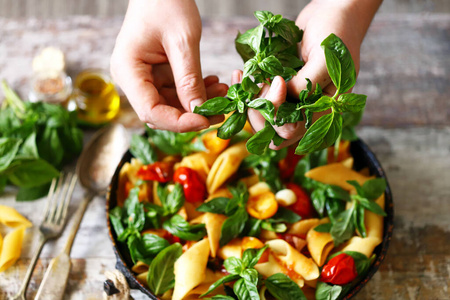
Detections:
[0, 13, 449, 300]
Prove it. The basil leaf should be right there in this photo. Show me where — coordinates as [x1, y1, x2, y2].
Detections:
[347, 180, 364, 196]
[314, 223, 332, 233]
[261, 221, 287, 233]
[196, 197, 229, 214]
[326, 185, 350, 202]
[335, 93, 367, 113]
[240, 268, 259, 285]
[248, 98, 276, 125]
[164, 183, 185, 215]
[311, 188, 327, 217]
[128, 233, 170, 265]
[244, 58, 259, 78]
[193, 97, 236, 116]
[242, 245, 268, 268]
[272, 132, 284, 147]
[315, 281, 343, 300]
[217, 111, 247, 139]
[358, 197, 387, 216]
[295, 112, 342, 155]
[246, 122, 276, 155]
[233, 278, 260, 300]
[130, 134, 157, 165]
[300, 95, 333, 113]
[362, 178, 387, 201]
[124, 187, 146, 231]
[271, 18, 303, 44]
[147, 243, 182, 296]
[354, 202, 367, 238]
[0, 137, 21, 172]
[6, 158, 59, 188]
[330, 206, 355, 246]
[212, 296, 236, 300]
[269, 206, 301, 223]
[241, 76, 260, 94]
[265, 273, 307, 300]
[254, 10, 273, 25]
[321, 33, 356, 95]
[201, 274, 241, 297]
[146, 128, 199, 156]
[224, 257, 246, 275]
[16, 183, 51, 201]
[220, 207, 248, 247]
[277, 52, 304, 69]
[37, 126, 63, 168]
[109, 206, 125, 238]
[17, 132, 39, 159]
[243, 218, 262, 237]
[235, 32, 255, 63]
[163, 214, 206, 241]
[326, 198, 346, 224]
[275, 102, 303, 126]
[236, 24, 264, 53]
[259, 55, 284, 76]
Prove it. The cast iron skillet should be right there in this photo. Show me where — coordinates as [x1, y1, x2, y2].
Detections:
[105, 138, 394, 299]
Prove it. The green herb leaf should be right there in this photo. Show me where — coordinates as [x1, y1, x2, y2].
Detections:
[241, 76, 260, 94]
[300, 95, 333, 113]
[265, 273, 307, 300]
[362, 178, 386, 201]
[259, 55, 284, 76]
[0, 137, 22, 172]
[275, 102, 303, 126]
[357, 197, 387, 216]
[220, 207, 248, 247]
[196, 197, 229, 214]
[261, 221, 287, 233]
[163, 214, 206, 241]
[6, 159, 59, 188]
[330, 206, 355, 246]
[201, 274, 241, 297]
[315, 281, 343, 300]
[130, 134, 157, 165]
[321, 33, 356, 95]
[125, 187, 146, 231]
[128, 233, 170, 265]
[314, 223, 332, 233]
[246, 122, 276, 155]
[16, 183, 51, 201]
[242, 245, 269, 268]
[147, 243, 183, 296]
[233, 278, 260, 300]
[354, 202, 367, 237]
[224, 257, 246, 275]
[335, 93, 367, 113]
[269, 206, 301, 223]
[248, 98, 276, 125]
[194, 97, 236, 116]
[217, 111, 248, 140]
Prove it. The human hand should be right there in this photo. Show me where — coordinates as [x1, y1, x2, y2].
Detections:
[110, 0, 228, 132]
[239, 0, 380, 149]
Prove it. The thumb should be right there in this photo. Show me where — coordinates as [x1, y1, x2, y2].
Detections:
[166, 40, 207, 113]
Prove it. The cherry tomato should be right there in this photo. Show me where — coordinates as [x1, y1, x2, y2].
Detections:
[285, 182, 315, 219]
[278, 147, 303, 180]
[202, 130, 230, 153]
[246, 192, 278, 220]
[173, 167, 206, 203]
[241, 237, 269, 264]
[321, 253, 358, 285]
[137, 162, 173, 183]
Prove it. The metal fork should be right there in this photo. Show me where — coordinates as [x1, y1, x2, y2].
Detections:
[12, 172, 78, 300]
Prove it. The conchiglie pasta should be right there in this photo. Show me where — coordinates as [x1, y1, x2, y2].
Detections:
[339, 236, 382, 258]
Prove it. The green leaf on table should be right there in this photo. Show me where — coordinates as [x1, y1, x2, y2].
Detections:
[265, 273, 307, 300]
[0, 137, 22, 172]
[147, 243, 182, 296]
[130, 134, 157, 165]
[16, 183, 52, 201]
[17, 131, 39, 159]
[37, 126, 63, 168]
[6, 158, 59, 188]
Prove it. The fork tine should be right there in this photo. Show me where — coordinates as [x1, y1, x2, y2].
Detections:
[46, 173, 65, 223]
[54, 172, 73, 223]
[42, 177, 58, 220]
[55, 173, 78, 225]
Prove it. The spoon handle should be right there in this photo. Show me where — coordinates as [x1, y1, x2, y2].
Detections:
[63, 191, 95, 255]
[34, 192, 95, 300]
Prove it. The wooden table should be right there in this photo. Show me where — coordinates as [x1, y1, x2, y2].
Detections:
[0, 14, 449, 299]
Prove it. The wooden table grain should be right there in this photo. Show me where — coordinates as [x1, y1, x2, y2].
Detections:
[0, 14, 449, 300]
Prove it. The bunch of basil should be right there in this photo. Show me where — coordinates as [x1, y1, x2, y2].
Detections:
[194, 11, 366, 156]
[0, 81, 83, 200]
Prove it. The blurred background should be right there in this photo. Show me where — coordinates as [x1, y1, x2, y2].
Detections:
[0, 0, 449, 17]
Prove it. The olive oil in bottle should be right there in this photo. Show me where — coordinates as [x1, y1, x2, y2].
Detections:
[73, 69, 120, 125]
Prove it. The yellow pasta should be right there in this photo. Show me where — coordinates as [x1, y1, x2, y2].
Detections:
[172, 238, 210, 300]
[203, 213, 227, 258]
[131, 260, 149, 274]
[0, 205, 32, 228]
[179, 151, 217, 182]
[306, 225, 334, 267]
[255, 252, 305, 287]
[339, 236, 382, 258]
[0, 227, 26, 272]
[206, 142, 249, 193]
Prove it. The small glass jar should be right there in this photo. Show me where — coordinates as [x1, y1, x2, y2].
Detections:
[71, 69, 120, 125]
[29, 70, 72, 105]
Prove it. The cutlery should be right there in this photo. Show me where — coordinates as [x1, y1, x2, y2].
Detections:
[12, 173, 77, 300]
[34, 123, 129, 300]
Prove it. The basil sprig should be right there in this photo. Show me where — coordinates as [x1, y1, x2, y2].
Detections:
[314, 178, 387, 246]
[194, 11, 368, 156]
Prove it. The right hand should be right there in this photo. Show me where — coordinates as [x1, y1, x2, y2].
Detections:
[110, 0, 228, 132]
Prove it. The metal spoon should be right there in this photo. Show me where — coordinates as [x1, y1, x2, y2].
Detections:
[34, 123, 130, 300]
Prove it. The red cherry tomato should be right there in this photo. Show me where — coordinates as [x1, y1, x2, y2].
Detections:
[321, 253, 358, 285]
[278, 147, 303, 180]
[285, 182, 315, 219]
[173, 167, 206, 203]
[137, 162, 173, 183]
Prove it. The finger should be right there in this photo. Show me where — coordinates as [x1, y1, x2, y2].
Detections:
[206, 82, 228, 99]
[165, 39, 206, 113]
[287, 50, 331, 96]
[204, 75, 219, 87]
[231, 69, 243, 85]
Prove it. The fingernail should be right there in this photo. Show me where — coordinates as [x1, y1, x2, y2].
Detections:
[190, 99, 204, 113]
[271, 76, 281, 89]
